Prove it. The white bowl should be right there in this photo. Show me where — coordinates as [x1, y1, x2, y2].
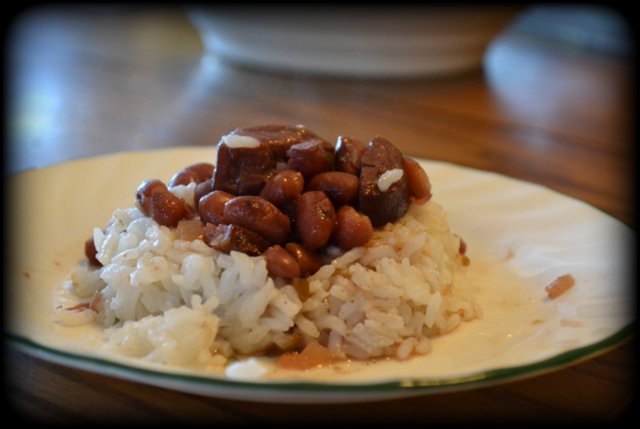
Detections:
[189, 7, 519, 78]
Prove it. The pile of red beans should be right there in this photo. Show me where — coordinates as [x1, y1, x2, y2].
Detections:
[87, 125, 432, 279]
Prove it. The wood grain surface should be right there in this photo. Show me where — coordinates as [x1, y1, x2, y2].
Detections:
[6, 7, 635, 423]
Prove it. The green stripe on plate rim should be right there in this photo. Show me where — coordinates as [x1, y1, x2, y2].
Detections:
[7, 323, 634, 394]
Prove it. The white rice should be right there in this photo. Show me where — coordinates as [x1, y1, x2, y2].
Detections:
[60, 183, 481, 368]
[221, 134, 261, 148]
[377, 168, 404, 192]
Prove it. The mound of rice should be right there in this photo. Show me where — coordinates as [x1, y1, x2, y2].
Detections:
[61, 182, 481, 368]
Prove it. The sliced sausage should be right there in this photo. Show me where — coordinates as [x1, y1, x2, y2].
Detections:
[234, 124, 319, 162]
[212, 124, 327, 195]
[358, 137, 410, 227]
[223, 196, 291, 244]
[213, 140, 275, 195]
[296, 191, 336, 249]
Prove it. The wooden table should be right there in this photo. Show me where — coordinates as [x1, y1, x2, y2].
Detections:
[7, 8, 634, 423]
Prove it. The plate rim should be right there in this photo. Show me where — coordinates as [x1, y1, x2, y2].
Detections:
[7, 324, 634, 397]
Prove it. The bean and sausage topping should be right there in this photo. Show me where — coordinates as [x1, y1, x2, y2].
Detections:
[88, 125, 437, 279]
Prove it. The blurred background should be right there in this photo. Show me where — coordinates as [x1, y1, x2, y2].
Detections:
[6, 4, 633, 224]
[5, 5, 633, 219]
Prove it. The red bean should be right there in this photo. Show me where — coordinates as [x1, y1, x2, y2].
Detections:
[333, 205, 373, 250]
[307, 171, 359, 207]
[149, 191, 191, 227]
[296, 191, 336, 249]
[168, 170, 199, 188]
[168, 162, 214, 187]
[136, 179, 168, 215]
[335, 136, 364, 175]
[223, 196, 291, 244]
[194, 179, 216, 208]
[285, 243, 322, 277]
[260, 170, 304, 206]
[204, 223, 270, 256]
[265, 245, 301, 279]
[403, 158, 432, 204]
[135, 178, 192, 226]
[286, 140, 334, 179]
[199, 190, 234, 225]
[84, 237, 101, 266]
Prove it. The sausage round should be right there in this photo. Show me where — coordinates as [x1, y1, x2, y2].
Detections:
[358, 137, 410, 227]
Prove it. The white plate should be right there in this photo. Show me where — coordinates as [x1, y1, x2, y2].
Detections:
[7, 147, 634, 403]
